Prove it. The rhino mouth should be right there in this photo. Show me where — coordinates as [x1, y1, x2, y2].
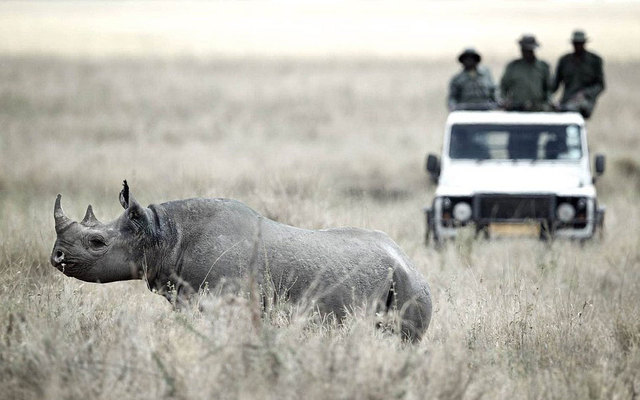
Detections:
[55, 261, 72, 272]
[53, 260, 79, 275]
[51, 249, 78, 275]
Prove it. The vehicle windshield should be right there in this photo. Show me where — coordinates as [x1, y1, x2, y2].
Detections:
[449, 124, 583, 161]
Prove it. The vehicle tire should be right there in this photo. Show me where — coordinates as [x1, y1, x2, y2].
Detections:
[474, 226, 489, 242]
[425, 209, 441, 247]
[424, 211, 430, 244]
[539, 221, 554, 242]
[596, 207, 605, 240]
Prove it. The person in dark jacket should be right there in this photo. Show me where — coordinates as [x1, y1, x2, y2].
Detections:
[500, 34, 552, 111]
[448, 48, 497, 111]
[552, 30, 605, 119]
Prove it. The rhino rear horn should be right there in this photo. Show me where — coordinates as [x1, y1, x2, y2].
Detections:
[81, 205, 100, 227]
[54, 194, 73, 233]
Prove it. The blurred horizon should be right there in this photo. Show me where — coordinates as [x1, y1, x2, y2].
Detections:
[2, 1, 640, 62]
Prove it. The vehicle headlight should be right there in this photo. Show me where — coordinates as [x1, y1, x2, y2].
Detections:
[556, 202, 576, 222]
[453, 202, 472, 222]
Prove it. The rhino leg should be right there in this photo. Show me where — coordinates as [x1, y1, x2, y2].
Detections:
[388, 268, 432, 342]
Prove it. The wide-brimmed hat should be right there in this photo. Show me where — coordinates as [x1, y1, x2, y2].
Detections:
[518, 34, 539, 50]
[458, 48, 481, 63]
[571, 30, 588, 43]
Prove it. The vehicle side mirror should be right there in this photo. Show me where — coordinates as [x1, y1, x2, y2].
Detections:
[594, 154, 606, 175]
[426, 153, 440, 181]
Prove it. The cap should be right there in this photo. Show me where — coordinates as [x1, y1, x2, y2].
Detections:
[518, 34, 539, 50]
[571, 30, 588, 43]
[458, 48, 481, 63]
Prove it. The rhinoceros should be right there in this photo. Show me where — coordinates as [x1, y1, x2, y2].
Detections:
[51, 181, 432, 340]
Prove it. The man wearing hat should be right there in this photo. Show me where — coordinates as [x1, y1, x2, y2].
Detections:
[500, 34, 552, 111]
[552, 30, 605, 119]
[447, 48, 497, 111]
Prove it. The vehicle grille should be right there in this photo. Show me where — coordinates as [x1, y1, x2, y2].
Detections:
[476, 195, 553, 221]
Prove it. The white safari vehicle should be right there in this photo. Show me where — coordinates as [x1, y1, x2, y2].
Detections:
[424, 111, 606, 243]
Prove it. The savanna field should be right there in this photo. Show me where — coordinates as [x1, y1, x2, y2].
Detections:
[1, 53, 640, 399]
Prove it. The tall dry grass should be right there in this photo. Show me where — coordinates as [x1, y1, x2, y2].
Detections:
[1, 56, 639, 399]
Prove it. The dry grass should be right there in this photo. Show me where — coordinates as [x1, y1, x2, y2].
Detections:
[1, 56, 639, 399]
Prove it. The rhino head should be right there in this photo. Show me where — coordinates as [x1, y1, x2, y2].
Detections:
[50, 181, 156, 283]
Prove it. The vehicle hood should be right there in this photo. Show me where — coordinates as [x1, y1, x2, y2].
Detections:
[436, 161, 595, 196]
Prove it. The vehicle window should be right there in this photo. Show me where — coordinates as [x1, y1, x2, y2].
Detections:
[449, 124, 583, 160]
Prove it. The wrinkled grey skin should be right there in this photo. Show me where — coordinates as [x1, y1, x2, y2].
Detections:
[51, 181, 432, 340]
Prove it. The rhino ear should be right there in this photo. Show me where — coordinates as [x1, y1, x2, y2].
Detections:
[119, 180, 150, 229]
[119, 180, 130, 209]
[127, 197, 146, 221]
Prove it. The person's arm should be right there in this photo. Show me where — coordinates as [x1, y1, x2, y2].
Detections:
[448, 75, 461, 111]
[551, 58, 563, 94]
[584, 56, 605, 100]
[499, 66, 511, 107]
[485, 67, 497, 102]
[543, 62, 553, 104]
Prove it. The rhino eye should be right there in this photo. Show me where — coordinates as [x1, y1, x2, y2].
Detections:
[88, 236, 107, 249]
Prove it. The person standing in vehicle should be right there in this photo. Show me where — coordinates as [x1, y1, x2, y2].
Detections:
[447, 48, 497, 111]
[500, 34, 552, 111]
[552, 30, 605, 119]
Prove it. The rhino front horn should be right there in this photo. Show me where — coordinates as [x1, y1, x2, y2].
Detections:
[81, 205, 100, 227]
[54, 194, 73, 233]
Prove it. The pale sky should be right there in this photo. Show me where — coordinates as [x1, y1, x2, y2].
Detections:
[1, 1, 639, 61]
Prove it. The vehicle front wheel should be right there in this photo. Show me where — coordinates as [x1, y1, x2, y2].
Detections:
[539, 221, 554, 242]
[424, 209, 441, 246]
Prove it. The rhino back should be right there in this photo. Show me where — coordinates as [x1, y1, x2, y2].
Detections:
[260, 226, 386, 304]
[152, 198, 421, 306]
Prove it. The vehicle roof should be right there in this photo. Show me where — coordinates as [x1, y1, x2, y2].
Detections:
[446, 111, 585, 125]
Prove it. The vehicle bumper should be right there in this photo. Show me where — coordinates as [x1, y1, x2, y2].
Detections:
[425, 195, 604, 241]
